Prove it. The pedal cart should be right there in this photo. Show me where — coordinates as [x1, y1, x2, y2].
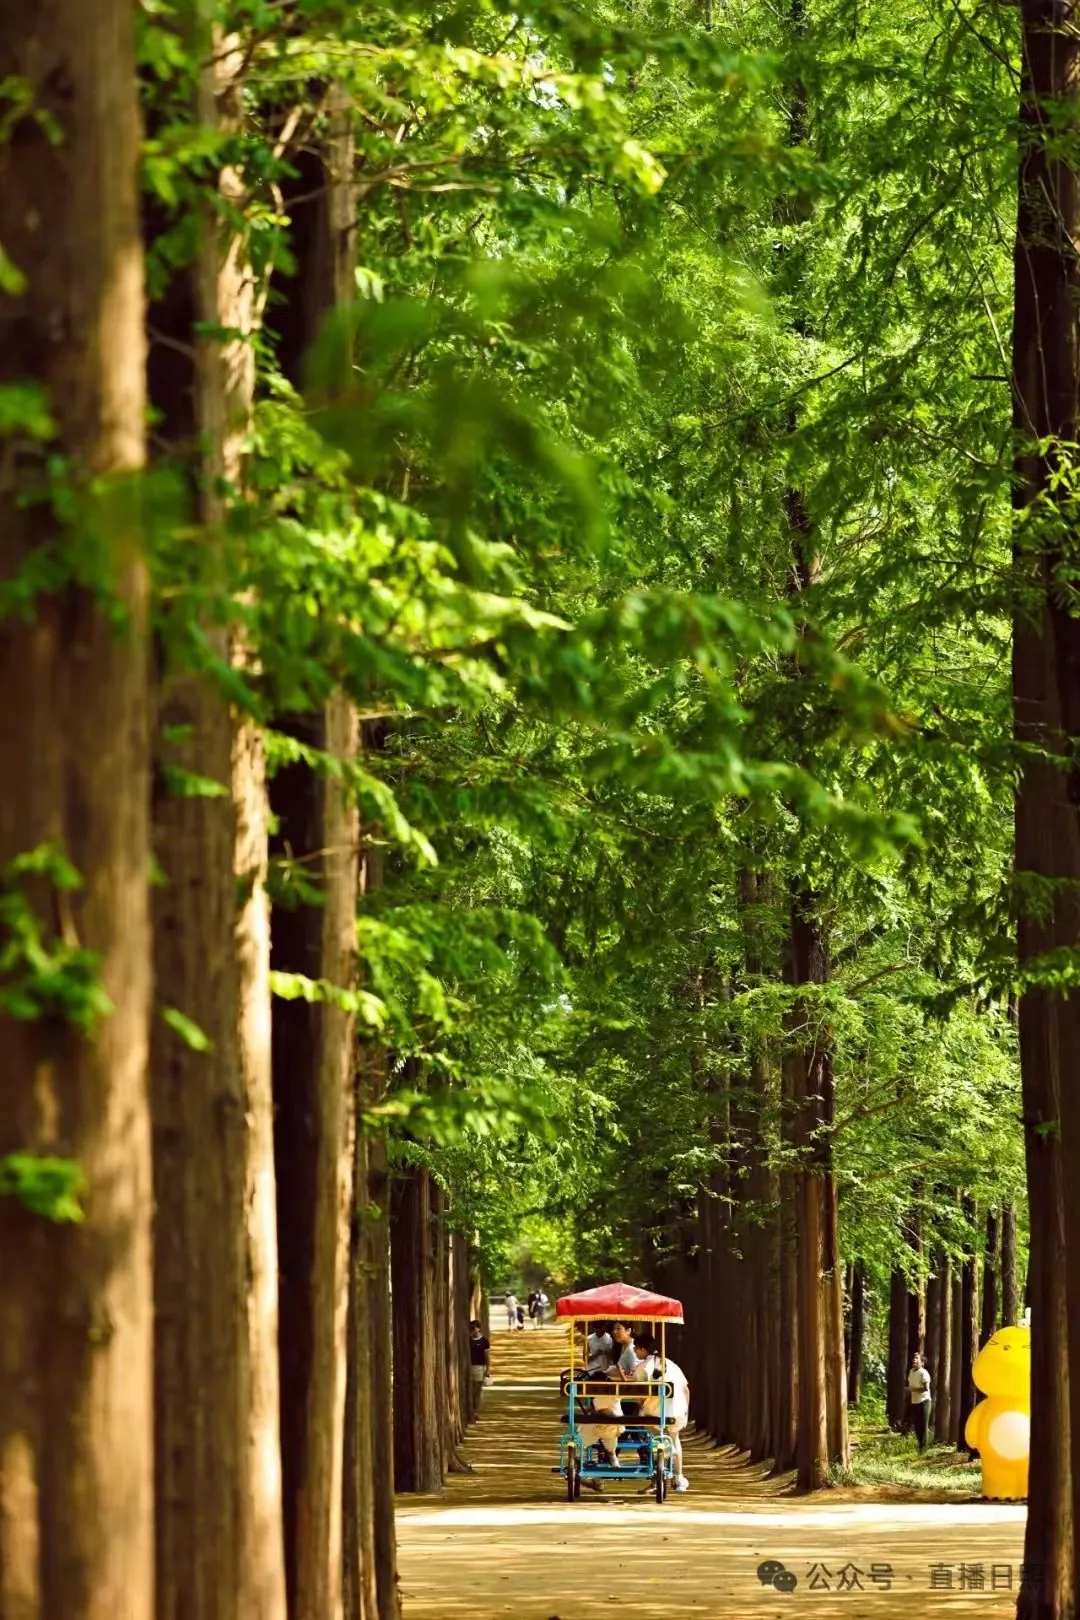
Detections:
[554, 1282, 683, 1502]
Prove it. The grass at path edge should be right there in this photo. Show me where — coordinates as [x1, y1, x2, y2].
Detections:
[834, 1392, 983, 1494]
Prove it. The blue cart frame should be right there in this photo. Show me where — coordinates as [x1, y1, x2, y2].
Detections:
[554, 1315, 679, 1502]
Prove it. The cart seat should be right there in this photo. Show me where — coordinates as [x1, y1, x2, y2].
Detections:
[565, 1381, 674, 1399]
[562, 1412, 679, 1428]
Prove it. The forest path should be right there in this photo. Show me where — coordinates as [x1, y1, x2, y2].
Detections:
[395, 1324, 1026, 1619]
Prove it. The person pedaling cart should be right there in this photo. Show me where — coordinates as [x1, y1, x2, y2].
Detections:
[553, 1283, 687, 1503]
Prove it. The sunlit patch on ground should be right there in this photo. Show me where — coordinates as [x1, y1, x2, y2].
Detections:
[396, 1326, 1027, 1618]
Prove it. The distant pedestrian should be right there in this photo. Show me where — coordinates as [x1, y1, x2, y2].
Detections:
[532, 1290, 548, 1328]
[516, 1303, 525, 1329]
[505, 1293, 519, 1331]
[908, 1352, 932, 1451]
[469, 1320, 491, 1418]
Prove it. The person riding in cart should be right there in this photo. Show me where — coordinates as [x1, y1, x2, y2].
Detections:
[554, 1282, 684, 1503]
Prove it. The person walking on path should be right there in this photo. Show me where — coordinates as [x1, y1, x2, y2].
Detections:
[908, 1352, 932, 1451]
[469, 1320, 491, 1418]
[532, 1290, 548, 1328]
[505, 1293, 519, 1331]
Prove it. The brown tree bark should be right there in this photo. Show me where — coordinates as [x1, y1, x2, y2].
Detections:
[925, 1264, 942, 1421]
[235, 702, 282, 1617]
[1017, 985, 1073, 1615]
[770, 1048, 799, 1473]
[821, 1084, 848, 1466]
[271, 688, 359, 1620]
[905, 1199, 925, 1389]
[431, 1183, 470, 1474]
[886, 1268, 908, 1431]
[348, 815, 401, 1620]
[147, 18, 286, 1620]
[981, 1210, 1000, 1347]
[737, 870, 778, 1464]
[369, 1120, 401, 1620]
[934, 1255, 953, 1444]
[1001, 1203, 1020, 1327]
[391, 1163, 444, 1494]
[347, 1051, 401, 1620]
[698, 1009, 732, 1446]
[958, 1198, 979, 1451]
[949, 1267, 963, 1446]
[0, 3, 153, 1616]
[452, 1229, 475, 1430]
[1011, 3, 1080, 1610]
[271, 86, 361, 1620]
[790, 892, 828, 1490]
[847, 1260, 865, 1408]
[344, 1095, 376, 1620]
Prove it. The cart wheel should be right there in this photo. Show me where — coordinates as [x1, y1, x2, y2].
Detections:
[654, 1453, 667, 1503]
[566, 1447, 578, 1503]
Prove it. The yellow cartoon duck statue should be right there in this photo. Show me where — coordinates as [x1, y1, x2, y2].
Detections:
[963, 1323, 1030, 1501]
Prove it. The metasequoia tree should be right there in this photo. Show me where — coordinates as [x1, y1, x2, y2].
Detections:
[146, 11, 286, 1617]
[0, 2, 153, 1616]
[271, 88, 361, 1620]
[1011, 0, 1080, 1609]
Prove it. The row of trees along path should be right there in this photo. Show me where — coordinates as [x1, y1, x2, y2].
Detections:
[0, 4, 479, 1617]
[4, 0, 1080, 1619]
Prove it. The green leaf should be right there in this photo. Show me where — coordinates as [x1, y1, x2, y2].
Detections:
[161, 1005, 213, 1052]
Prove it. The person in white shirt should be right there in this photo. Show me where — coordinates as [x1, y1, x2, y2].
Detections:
[635, 1335, 690, 1491]
[505, 1293, 519, 1331]
[568, 1324, 623, 1485]
[582, 1324, 614, 1371]
[908, 1352, 932, 1451]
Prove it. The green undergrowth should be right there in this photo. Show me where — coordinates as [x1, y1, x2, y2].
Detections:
[831, 1401, 982, 1494]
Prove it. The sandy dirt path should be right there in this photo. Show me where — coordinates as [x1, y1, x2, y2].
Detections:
[396, 1324, 1027, 1619]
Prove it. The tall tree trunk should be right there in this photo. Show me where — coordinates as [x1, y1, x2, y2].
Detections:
[147, 18, 286, 1620]
[843, 1262, 853, 1379]
[958, 1198, 979, 1451]
[271, 690, 359, 1620]
[934, 1255, 953, 1444]
[847, 1260, 865, 1408]
[982, 1210, 1000, 1347]
[1011, 2, 1080, 1610]
[350, 799, 401, 1620]
[1018, 988, 1073, 1616]
[272, 91, 361, 1620]
[344, 1095, 376, 1620]
[391, 1163, 444, 1495]
[452, 1230, 474, 1430]
[790, 890, 828, 1490]
[949, 1267, 963, 1446]
[821, 1081, 847, 1465]
[739, 870, 777, 1464]
[771, 1054, 799, 1473]
[236, 697, 281, 1617]
[1001, 1203, 1020, 1327]
[925, 1262, 942, 1423]
[886, 1268, 908, 1430]
[369, 1120, 401, 1620]
[431, 1182, 468, 1474]
[700, 1018, 731, 1445]
[0, 3, 153, 1616]
[905, 1199, 925, 1389]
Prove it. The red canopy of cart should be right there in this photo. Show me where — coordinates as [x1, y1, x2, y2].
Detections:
[554, 1283, 684, 1323]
